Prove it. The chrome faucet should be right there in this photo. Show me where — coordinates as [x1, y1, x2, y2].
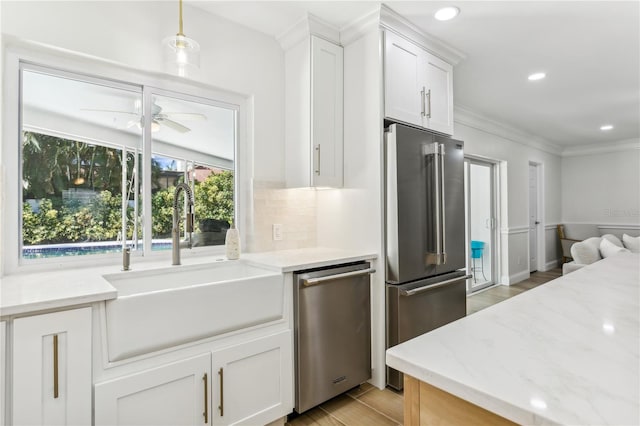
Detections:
[172, 183, 195, 265]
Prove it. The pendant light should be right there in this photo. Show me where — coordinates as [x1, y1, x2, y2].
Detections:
[162, 0, 200, 77]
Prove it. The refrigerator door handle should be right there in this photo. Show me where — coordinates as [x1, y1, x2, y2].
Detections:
[424, 143, 446, 265]
[400, 274, 472, 297]
[439, 143, 446, 263]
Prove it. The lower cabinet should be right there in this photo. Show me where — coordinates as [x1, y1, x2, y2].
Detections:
[1, 321, 5, 426]
[212, 330, 292, 426]
[12, 307, 92, 426]
[94, 330, 292, 426]
[94, 353, 212, 426]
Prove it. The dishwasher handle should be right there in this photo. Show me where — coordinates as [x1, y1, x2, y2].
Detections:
[302, 268, 376, 286]
[400, 274, 471, 296]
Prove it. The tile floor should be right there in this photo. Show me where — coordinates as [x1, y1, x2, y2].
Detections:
[286, 268, 563, 426]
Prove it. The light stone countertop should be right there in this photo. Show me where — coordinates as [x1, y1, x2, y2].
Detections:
[386, 252, 640, 426]
[0, 247, 377, 317]
[241, 247, 377, 272]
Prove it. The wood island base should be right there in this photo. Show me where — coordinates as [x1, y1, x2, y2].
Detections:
[404, 375, 517, 426]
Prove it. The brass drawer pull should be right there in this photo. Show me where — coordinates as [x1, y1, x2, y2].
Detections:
[53, 334, 59, 399]
[203, 373, 208, 423]
[218, 368, 224, 417]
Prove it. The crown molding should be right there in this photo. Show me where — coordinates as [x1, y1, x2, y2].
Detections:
[379, 4, 466, 65]
[340, 7, 382, 46]
[454, 105, 563, 155]
[277, 14, 340, 50]
[561, 138, 640, 157]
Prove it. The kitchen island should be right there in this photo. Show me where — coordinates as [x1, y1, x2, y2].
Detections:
[386, 252, 639, 425]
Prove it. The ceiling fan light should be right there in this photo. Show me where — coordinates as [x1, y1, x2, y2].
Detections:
[151, 120, 162, 133]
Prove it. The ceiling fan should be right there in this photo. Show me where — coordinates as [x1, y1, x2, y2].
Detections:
[82, 101, 206, 133]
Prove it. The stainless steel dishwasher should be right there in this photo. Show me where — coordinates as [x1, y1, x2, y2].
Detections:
[293, 262, 375, 414]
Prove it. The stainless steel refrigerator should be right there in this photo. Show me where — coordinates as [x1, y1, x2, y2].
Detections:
[385, 122, 470, 390]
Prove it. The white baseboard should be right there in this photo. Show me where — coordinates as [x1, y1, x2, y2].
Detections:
[501, 269, 530, 285]
[543, 259, 559, 271]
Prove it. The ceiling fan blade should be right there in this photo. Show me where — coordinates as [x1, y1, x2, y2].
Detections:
[160, 118, 191, 133]
[163, 112, 207, 121]
[81, 108, 139, 116]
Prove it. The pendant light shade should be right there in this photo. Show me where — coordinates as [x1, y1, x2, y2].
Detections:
[163, 0, 200, 77]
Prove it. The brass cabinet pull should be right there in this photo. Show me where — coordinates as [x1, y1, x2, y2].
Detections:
[218, 368, 224, 417]
[53, 334, 59, 399]
[203, 373, 208, 423]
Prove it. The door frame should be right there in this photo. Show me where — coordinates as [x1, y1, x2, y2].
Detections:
[464, 155, 501, 294]
[528, 161, 545, 273]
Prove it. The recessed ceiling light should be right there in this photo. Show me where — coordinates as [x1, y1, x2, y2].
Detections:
[434, 6, 460, 21]
[528, 72, 546, 81]
[600, 125, 614, 131]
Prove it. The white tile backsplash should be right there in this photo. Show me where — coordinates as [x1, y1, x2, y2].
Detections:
[246, 181, 317, 252]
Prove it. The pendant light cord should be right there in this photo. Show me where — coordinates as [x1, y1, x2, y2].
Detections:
[178, 0, 184, 36]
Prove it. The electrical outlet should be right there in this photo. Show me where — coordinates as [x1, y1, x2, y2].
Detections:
[272, 224, 283, 241]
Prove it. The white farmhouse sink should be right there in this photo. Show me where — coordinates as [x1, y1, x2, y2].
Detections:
[103, 261, 283, 361]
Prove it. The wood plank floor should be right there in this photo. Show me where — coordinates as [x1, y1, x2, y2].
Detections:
[286, 268, 562, 426]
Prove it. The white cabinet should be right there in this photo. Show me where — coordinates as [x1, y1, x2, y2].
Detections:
[285, 35, 343, 188]
[1, 321, 5, 426]
[212, 330, 292, 426]
[384, 31, 454, 135]
[94, 330, 292, 426]
[12, 307, 92, 426]
[94, 353, 211, 426]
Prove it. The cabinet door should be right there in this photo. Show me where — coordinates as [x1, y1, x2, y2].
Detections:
[212, 330, 292, 426]
[423, 53, 454, 135]
[311, 36, 343, 188]
[94, 353, 211, 426]
[12, 308, 92, 426]
[384, 31, 423, 126]
[1, 321, 5, 426]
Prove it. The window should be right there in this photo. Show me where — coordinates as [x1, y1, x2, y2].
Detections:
[19, 64, 237, 262]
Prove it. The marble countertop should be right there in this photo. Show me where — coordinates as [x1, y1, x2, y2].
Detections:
[1, 247, 377, 317]
[241, 247, 377, 272]
[386, 252, 640, 425]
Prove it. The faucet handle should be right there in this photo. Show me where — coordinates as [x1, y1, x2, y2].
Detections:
[186, 210, 195, 233]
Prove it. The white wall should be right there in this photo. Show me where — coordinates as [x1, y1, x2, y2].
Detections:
[453, 117, 563, 282]
[561, 148, 640, 237]
[0, 0, 285, 183]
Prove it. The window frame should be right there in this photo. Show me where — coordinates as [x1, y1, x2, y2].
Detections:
[2, 42, 248, 275]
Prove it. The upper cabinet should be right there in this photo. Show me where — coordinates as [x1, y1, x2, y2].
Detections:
[384, 31, 454, 135]
[284, 29, 344, 188]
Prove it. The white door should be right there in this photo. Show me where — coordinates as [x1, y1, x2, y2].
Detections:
[212, 330, 292, 426]
[423, 53, 454, 135]
[384, 31, 423, 126]
[12, 308, 92, 426]
[465, 159, 497, 293]
[1, 321, 5, 426]
[529, 163, 538, 272]
[94, 353, 211, 426]
[311, 36, 344, 187]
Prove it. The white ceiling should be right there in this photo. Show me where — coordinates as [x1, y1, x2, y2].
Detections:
[192, 1, 640, 150]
